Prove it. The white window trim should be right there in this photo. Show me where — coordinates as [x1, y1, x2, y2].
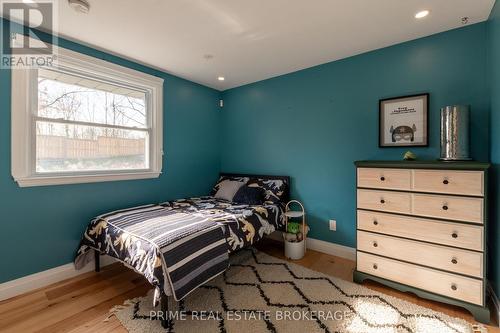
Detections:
[11, 37, 164, 187]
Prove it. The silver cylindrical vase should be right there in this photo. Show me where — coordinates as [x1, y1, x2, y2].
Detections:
[440, 105, 471, 161]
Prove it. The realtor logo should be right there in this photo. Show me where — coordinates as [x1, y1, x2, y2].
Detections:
[1, 0, 58, 68]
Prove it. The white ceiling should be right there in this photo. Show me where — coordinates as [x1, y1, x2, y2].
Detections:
[3, 0, 496, 90]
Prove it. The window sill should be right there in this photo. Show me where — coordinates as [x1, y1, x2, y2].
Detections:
[13, 171, 161, 187]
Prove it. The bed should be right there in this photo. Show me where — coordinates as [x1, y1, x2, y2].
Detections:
[74, 173, 289, 327]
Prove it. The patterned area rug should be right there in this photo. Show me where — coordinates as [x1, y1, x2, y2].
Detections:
[113, 249, 478, 333]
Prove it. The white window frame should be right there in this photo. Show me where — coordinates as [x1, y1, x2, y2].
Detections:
[11, 38, 164, 187]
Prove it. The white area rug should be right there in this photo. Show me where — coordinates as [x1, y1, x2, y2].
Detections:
[113, 249, 480, 333]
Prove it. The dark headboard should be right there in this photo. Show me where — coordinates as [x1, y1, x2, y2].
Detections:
[220, 173, 291, 204]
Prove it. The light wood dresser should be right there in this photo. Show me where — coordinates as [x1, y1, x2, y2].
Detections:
[353, 161, 490, 323]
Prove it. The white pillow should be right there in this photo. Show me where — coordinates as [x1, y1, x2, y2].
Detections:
[214, 180, 245, 202]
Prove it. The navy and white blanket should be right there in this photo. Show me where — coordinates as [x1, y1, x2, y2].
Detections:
[75, 204, 229, 302]
[74, 196, 285, 304]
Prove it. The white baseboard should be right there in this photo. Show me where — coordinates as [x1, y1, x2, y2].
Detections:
[0, 255, 116, 302]
[0, 234, 357, 303]
[488, 282, 500, 327]
[266, 231, 356, 261]
[307, 237, 356, 261]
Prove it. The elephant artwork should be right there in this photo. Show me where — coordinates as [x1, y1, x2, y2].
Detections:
[379, 93, 428, 147]
[390, 124, 417, 143]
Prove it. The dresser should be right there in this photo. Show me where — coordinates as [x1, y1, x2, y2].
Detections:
[353, 161, 490, 323]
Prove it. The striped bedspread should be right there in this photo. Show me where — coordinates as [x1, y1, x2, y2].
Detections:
[76, 204, 229, 302]
[75, 196, 285, 305]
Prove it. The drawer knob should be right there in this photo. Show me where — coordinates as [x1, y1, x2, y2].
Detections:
[451, 284, 457, 291]
[373, 264, 378, 270]
[380, 176, 385, 181]
[373, 220, 378, 226]
[443, 179, 449, 185]
[380, 199, 385, 204]
[442, 205, 449, 211]
[451, 258, 458, 265]
[452, 232, 458, 239]
[373, 242, 378, 248]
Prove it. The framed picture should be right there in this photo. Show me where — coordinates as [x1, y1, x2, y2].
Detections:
[379, 93, 429, 147]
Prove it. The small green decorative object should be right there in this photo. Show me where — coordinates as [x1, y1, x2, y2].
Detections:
[403, 151, 417, 161]
[287, 222, 301, 234]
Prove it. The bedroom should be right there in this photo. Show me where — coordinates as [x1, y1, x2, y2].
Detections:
[0, 0, 499, 332]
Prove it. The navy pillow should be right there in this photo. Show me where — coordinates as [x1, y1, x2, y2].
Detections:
[233, 186, 265, 205]
[246, 178, 288, 204]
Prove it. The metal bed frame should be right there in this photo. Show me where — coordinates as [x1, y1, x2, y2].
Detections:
[93, 172, 291, 329]
[94, 249, 172, 327]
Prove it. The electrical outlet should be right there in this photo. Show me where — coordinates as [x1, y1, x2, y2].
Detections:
[329, 220, 337, 231]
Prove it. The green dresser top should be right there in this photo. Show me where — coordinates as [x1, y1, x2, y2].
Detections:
[354, 160, 490, 170]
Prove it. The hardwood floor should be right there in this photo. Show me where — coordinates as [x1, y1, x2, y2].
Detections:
[257, 239, 499, 332]
[0, 239, 498, 332]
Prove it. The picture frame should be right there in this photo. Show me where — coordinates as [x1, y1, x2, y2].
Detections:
[379, 93, 429, 147]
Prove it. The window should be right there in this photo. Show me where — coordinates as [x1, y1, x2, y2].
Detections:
[12, 40, 163, 187]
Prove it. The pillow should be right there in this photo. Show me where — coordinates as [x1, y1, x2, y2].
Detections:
[233, 186, 265, 205]
[213, 180, 245, 202]
[246, 178, 288, 204]
[211, 176, 249, 196]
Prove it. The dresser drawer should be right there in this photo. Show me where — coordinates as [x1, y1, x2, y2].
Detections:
[412, 194, 484, 224]
[357, 210, 483, 251]
[357, 252, 483, 305]
[357, 189, 411, 214]
[357, 168, 411, 190]
[413, 170, 484, 196]
[357, 231, 483, 278]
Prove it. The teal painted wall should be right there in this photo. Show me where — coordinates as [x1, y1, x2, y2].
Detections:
[0, 19, 221, 283]
[488, 0, 500, 297]
[2, 14, 498, 294]
[221, 24, 490, 249]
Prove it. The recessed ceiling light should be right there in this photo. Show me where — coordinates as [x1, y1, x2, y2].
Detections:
[415, 10, 430, 19]
[218, 76, 225, 81]
[68, 0, 90, 14]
